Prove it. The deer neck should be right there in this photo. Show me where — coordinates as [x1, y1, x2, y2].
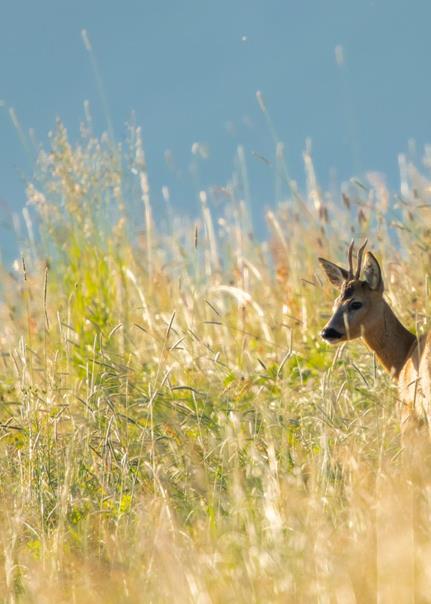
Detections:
[362, 299, 416, 378]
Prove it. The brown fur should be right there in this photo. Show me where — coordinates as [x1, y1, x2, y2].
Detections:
[319, 247, 429, 437]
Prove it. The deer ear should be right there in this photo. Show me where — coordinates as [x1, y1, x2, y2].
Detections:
[363, 252, 383, 291]
[318, 258, 348, 287]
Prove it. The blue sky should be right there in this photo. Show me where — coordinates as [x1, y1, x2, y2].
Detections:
[1, 0, 431, 254]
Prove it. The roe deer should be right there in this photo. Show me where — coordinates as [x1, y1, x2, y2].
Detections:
[319, 241, 430, 436]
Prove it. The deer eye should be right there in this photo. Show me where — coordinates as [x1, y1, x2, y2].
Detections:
[349, 301, 363, 311]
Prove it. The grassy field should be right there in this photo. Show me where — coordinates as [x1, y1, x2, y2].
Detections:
[1, 119, 431, 602]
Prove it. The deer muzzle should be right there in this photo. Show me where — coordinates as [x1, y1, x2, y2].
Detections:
[321, 327, 344, 343]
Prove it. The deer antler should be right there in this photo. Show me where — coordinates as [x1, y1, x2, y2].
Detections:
[347, 240, 355, 280]
[346, 239, 368, 280]
[355, 239, 368, 279]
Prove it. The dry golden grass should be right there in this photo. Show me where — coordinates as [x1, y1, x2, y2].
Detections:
[0, 120, 431, 602]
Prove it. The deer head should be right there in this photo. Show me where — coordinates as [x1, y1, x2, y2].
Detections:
[319, 240, 384, 344]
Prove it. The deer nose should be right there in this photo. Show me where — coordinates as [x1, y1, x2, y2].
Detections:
[321, 327, 343, 340]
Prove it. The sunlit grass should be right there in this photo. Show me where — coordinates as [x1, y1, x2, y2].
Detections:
[0, 119, 431, 602]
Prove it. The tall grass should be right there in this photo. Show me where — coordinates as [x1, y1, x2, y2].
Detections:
[1, 119, 431, 602]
